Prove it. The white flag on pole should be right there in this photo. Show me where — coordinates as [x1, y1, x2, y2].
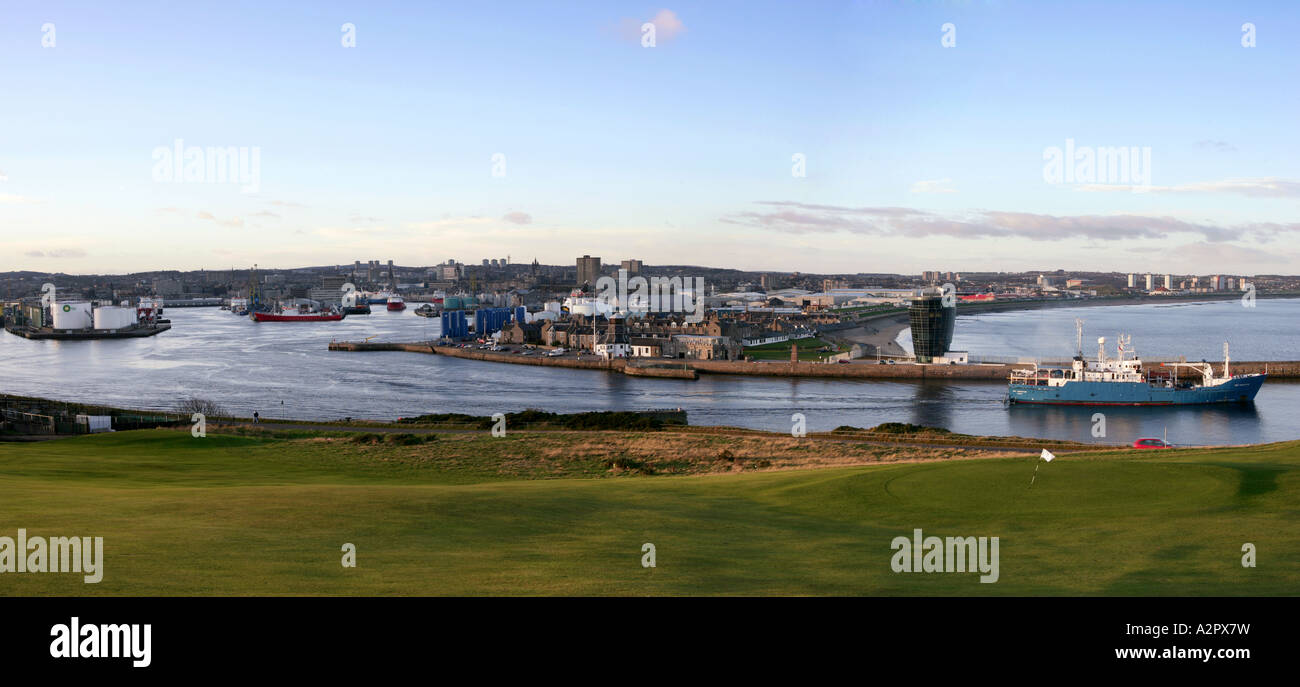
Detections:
[1040, 449, 1055, 462]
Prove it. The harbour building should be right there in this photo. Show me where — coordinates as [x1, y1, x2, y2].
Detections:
[908, 287, 955, 363]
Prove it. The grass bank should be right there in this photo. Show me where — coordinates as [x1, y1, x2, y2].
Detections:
[1, 430, 1295, 595]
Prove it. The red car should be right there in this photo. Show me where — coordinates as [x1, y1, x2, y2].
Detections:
[1133, 438, 1174, 449]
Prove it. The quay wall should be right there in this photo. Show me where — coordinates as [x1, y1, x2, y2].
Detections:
[326, 341, 1300, 379]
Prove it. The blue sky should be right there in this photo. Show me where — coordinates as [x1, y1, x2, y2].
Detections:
[2, 0, 1298, 275]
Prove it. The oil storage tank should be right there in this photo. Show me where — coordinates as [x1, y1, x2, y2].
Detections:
[94, 305, 137, 330]
[51, 302, 93, 329]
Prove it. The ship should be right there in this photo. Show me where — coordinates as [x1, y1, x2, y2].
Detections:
[386, 296, 406, 311]
[251, 302, 346, 322]
[1007, 323, 1265, 406]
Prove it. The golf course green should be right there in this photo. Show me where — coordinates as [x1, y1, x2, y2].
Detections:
[1, 429, 1296, 595]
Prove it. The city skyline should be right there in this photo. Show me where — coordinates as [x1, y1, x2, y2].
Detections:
[4, 1, 1300, 275]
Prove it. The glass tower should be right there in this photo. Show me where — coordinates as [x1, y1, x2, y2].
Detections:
[908, 288, 955, 362]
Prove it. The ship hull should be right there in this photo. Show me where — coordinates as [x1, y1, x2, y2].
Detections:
[251, 312, 345, 322]
[1008, 374, 1266, 405]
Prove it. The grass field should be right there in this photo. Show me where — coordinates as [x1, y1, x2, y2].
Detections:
[743, 337, 845, 361]
[1, 429, 1296, 595]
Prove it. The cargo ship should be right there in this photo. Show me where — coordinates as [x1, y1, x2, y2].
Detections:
[1008, 326, 1265, 406]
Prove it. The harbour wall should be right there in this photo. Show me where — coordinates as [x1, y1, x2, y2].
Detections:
[327, 341, 1300, 379]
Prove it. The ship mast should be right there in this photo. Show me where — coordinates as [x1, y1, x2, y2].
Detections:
[1223, 342, 1230, 378]
[1075, 318, 1084, 358]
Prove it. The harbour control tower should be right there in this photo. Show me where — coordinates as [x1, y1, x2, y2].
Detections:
[908, 286, 955, 363]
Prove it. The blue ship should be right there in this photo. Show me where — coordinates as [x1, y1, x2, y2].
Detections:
[1007, 333, 1265, 406]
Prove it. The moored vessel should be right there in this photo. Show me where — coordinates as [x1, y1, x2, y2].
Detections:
[251, 301, 346, 322]
[1008, 323, 1265, 406]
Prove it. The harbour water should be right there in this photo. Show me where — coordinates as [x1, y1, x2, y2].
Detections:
[2, 301, 1298, 446]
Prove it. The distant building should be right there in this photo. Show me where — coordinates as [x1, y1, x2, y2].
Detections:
[1164, 274, 1173, 290]
[1145, 274, 1154, 291]
[620, 259, 643, 275]
[822, 278, 848, 292]
[576, 255, 602, 287]
[321, 275, 349, 290]
[1127, 273, 1136, 288]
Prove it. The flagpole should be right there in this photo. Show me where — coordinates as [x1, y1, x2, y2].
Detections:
[1030, 448, 1054, 488]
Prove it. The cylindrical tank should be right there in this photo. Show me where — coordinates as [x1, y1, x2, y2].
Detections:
[94, 306, 137, 330]
[51, 302, 93, 329]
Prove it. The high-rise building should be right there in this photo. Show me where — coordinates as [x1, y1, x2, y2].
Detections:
[576, 255, 602, 287]
[1164, 274, 1173, 289]
[1127, 273, 1136, 288]
[1145, 274, 1154, 291]
[621, 259, 643, 275]
[908, 287, 955, 363]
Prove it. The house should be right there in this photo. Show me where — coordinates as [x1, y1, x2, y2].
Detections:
[499, 320, 542, 345]
[663, 334, 741, 360]
[629, 336, 664, 357]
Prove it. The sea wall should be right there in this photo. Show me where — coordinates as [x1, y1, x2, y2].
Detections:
[327, 342, 1300, 379]
[690, 360, 1029, 379]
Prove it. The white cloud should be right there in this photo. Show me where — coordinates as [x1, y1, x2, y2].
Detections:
[910, 178, 956, 194]
[721, 200, 1297, 243]
[1075, 177, 1300, 198]
[617, 9, 686, 43]
[649, 9, 685, 41]
[25, 248, 87, 259]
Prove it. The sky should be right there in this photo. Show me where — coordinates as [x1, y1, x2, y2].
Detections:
[2, 0, 1299, 275]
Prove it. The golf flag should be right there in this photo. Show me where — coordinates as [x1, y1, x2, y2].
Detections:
[1040, 449, 1055, 462]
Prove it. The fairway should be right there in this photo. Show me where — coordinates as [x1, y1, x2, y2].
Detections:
[1, 430, 1297, 595]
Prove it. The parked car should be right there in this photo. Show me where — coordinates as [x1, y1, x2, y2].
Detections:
[1133, 438, 1174, 449]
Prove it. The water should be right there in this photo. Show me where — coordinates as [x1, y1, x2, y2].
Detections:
[898, 298, 1300, 361]
[3, 303, 1298, 446]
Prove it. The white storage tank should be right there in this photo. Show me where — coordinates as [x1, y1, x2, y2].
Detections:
[51, 302, 93, 329]
[94, 306, 137, 330]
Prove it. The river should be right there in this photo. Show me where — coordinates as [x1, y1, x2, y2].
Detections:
[2, 300, 1298, 446]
